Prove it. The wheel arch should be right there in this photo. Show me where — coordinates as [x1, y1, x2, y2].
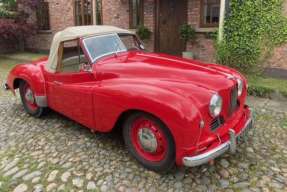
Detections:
[112, 107, 180, 150]
[13, 78, 25, 89]
[7, 64, 48, 107]
[11, 77, 47, 108]
[113, 109, 172, 135]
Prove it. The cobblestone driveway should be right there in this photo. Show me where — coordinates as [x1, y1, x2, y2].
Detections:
[0, 71, 287, 191]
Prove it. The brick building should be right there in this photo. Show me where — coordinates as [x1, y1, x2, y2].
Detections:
[26, 0, 222, 62]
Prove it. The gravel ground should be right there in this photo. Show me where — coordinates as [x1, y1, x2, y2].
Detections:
[0, 71, 287, 191]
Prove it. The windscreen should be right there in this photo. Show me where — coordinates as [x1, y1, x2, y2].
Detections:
[82, 34, 126, 63]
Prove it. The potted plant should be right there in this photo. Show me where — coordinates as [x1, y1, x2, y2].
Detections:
[136, 25, 151, 42]
[180, 24, 196, 59]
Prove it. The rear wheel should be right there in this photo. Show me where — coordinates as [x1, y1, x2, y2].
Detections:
[123, 112, 175, 172]
[19, 81, 44, 117]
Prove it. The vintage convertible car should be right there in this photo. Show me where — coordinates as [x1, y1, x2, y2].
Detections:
[4, 26, 253, 172]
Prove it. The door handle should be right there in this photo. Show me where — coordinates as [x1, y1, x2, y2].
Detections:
[53, 81, 63, 86]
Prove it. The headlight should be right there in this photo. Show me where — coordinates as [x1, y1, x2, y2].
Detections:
[236, 78, 243, 97]
[209, 94, 223, 117]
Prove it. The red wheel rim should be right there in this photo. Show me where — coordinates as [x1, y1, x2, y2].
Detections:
[130, 117, 168, 162]
[23, 83, 38, 111]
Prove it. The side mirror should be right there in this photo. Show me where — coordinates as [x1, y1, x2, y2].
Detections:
[139, 44, 145, 50]
[80, 63, 92, 73]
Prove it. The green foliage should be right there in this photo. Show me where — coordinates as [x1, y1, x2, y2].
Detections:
[0, 7, 16, 18]
[247, 75, 287, 98]
[248, 85, 274, 97]
[0, 0, 17, 10]
[0, 0, 17, 18]
[216, 0, 287, 73]
[205, 31, 218, 40]
[136, 25, 152, 40]
[180, 24, 196, 43]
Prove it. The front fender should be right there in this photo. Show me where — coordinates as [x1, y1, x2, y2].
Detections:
[93, 81, 204, 164]
[7, 63, 46, 103]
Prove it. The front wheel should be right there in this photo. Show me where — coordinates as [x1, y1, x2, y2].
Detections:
[19, 81, 44, 117]
[123, 112, 175, 172]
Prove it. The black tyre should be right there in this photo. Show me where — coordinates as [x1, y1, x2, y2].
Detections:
[19, 81, 44, 117]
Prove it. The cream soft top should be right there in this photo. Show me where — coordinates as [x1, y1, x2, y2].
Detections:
[45, 25, 134, 73]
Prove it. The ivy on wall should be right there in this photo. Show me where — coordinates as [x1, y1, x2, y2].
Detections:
[216, 0, 287, 73]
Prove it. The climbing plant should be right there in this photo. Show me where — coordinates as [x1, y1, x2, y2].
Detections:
[216, 0, 287, 73]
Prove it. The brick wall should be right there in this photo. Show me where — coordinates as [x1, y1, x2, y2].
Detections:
[102, 0, 130, 29]
[25, 0, 75, 51]
[143, 0, 155, 51]
[264, 0, 287, 69]
[186, 0, 216, 63]
[188, 0, 200, 28]
[265, 44, 287, 70]
[101, 0, 155, 51]
[23, 0, 216, 63]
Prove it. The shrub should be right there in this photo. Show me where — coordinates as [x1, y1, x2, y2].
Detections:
[180, 24, 196, 43]
[136, 25, 152, 41]
[0, 19, 35, 42]
[0, 0, 38, 50]
[216, 0, 287, 74]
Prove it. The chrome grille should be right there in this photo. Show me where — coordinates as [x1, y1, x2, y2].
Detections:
[210, 116, 224, 131]
[229, 86, 238, 116]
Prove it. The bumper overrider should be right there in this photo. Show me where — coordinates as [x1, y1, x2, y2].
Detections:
[2, 83, 9, 91]
[183, 109, 254, 167]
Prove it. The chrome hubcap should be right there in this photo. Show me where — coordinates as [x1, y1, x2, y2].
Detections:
[138, 128, 158, 153]
[25, 88, 35, 103]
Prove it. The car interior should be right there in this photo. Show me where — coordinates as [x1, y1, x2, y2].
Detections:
[59, 40, 89, 73]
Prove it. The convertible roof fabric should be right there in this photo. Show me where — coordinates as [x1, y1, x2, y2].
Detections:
[46, 25, 134, 73]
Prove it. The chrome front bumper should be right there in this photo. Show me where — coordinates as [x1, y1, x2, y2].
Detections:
[183, 117, 253, 167]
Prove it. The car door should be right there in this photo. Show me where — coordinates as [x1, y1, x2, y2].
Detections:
[45, 39, 97, 129]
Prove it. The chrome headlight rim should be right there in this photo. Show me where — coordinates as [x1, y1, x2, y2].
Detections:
[209, 94, 223, 117]
[236, 78, 243, 97]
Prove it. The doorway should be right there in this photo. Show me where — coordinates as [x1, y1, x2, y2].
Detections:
[155, 0, 187, 55]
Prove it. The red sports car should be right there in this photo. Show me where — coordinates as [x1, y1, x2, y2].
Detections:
[4, 26, 253, 172]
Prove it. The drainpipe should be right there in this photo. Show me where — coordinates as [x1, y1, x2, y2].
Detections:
[92, 0, 97, 25]
[218, 0, 226, 42]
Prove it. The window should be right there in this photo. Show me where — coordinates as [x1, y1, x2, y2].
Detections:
[74, 0, 102, 26]
[58, 40, 88, 73]
[75, 0, 92, 25]
[36, 0, 50, 30]
[129, 0, 144, 29]
[201, 0, 220, 27]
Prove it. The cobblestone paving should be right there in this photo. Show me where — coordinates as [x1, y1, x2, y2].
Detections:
[0, 73, 287, 191]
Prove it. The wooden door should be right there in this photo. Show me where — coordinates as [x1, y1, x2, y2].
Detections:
[156, 0, 187, 55]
